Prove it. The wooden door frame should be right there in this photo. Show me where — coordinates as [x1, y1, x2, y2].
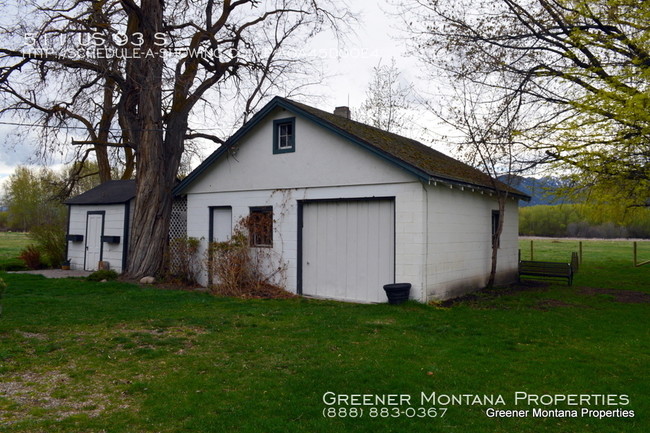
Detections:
[84, 211, 105, 271]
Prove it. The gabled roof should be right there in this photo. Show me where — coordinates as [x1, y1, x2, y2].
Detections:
[65, 180, 136, 205]
[175, 97, 530, 200]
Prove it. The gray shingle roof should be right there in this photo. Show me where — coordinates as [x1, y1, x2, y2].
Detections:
[65, 180, 135, 205]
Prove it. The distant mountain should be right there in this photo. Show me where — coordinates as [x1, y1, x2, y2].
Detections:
[499, 175, 572, 207]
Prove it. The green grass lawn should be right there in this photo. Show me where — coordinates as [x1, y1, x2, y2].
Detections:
[0, 239, 648, 432]
[0, 232, 29, 271]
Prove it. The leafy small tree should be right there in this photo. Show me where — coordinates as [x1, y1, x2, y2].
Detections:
[4, 166, 72, 267]
[3, 166, 66, 232]
[402, 0, 650, 209]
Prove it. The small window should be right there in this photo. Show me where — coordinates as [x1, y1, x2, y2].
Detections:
[273, 118, 295, 154]
[491, 210, 501, 249]
[248, 206, 273, 247]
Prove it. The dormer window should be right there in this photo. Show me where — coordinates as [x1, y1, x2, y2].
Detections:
[273, 117, 295, 154]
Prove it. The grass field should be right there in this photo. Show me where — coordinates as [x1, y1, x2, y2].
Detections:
[0, 237, 648, 432]
[0, 232, 29, 271]
[519, 237, 650, 263]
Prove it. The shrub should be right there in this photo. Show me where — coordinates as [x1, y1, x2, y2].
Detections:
[19, 245, 42, 270]
[208, 229, 252, 296]
[29, 224, 66, 268]
[207, 218, 287, 297]
[87, 269, 119, 282]
[166, 237, 202, 285]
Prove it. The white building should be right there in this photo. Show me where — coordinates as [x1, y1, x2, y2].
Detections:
[174, 97, 530, 302]
[65, 180, 135, 273]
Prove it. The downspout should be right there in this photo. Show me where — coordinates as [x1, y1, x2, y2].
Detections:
[421, 180, 430, 303]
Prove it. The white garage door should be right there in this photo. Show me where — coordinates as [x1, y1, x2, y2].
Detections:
[301, 199, 395, 303]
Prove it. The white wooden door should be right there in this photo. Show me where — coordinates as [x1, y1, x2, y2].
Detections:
[211, 207, 232, 242]
[85, 213, 103, 271]
[302, 199, 395, 302]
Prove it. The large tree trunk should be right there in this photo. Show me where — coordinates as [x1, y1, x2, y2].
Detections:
[124, 0, 174, 279]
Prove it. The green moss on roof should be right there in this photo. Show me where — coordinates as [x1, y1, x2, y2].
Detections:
[286, 98, 527, 198]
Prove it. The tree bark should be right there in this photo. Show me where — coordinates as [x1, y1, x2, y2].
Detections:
[124, 0, 172, 278]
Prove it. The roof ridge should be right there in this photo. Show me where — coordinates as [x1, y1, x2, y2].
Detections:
[278, 97, 527, 198]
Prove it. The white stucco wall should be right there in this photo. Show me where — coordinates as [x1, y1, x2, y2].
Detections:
[67, 201, 131, 273]
[424, 184, 520, 300]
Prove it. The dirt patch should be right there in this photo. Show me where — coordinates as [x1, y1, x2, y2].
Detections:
[9, 269, 92, 278]
[16, 330, 48, 340]
[438, 281, 551, 308]
[149, 280, 207, 292]
[208, 282, 297, 300]
[0, 370, 116, 425]
[534, 299, 585, 310]
[578, 287, 650, 303]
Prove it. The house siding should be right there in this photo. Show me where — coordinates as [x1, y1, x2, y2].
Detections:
[67, 201, 132, 273]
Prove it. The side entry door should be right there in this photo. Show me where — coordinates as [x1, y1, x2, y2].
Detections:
[85, 212, 104, 271]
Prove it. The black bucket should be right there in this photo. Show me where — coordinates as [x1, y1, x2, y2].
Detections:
[383, 283, 411, 305]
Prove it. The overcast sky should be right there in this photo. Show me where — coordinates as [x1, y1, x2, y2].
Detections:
[0, 0, 445, 194]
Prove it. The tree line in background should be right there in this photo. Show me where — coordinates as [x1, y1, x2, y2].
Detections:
[520, 205, 650, 238]
[0, 164, 100, 268]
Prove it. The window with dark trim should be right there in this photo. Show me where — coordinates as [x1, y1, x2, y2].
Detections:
[249, 206, 273, 247]
[273, 117, 295, 154]
[491, 210, 501, 249]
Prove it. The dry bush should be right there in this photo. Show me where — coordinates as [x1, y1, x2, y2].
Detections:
[207, 216, 287, 297]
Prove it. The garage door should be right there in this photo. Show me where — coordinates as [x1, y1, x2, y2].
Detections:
[300, 198, 395, 303]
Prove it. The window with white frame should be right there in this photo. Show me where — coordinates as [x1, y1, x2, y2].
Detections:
[273, 118, 295, 153]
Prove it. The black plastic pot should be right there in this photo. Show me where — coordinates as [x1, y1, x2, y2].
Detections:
[383, 283, 411, 305]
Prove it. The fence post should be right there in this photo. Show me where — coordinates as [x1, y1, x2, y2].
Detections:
[579, 241, 583, 264]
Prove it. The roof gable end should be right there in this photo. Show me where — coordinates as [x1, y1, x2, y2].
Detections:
[174, 97, 529, 200]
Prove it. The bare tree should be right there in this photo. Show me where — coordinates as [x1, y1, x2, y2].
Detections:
[355, 58, 413, 134]
[425, 72, 532, 287]
[0, 0, 353, 278]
